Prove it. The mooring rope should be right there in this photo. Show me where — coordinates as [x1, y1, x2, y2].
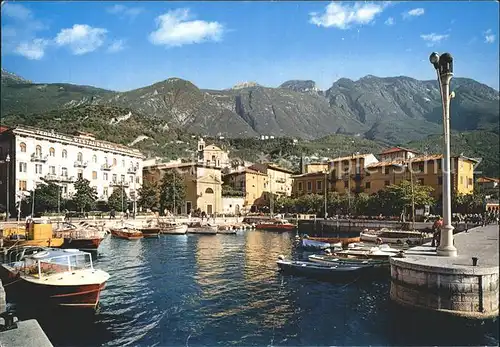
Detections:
[3, 278, 22, 287]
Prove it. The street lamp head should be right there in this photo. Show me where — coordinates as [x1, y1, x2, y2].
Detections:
[429, 52, 440, 69]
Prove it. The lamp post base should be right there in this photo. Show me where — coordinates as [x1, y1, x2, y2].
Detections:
[437, 224, 457, 257]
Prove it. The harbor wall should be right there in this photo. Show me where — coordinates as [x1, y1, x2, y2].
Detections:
[390, 259, 498, 318]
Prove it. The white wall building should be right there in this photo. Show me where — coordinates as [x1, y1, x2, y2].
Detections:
[0, 126, 144, 213]
[221, 196, 244, 215]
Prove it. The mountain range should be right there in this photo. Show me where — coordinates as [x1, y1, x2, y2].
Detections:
[2, 68, 498, 143]
[1, 68, 498, 176]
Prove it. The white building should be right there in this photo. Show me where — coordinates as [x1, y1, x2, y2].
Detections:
[0, 126, 144, 213]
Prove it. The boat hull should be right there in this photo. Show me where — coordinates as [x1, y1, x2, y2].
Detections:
[160, 224, 188, 234]
[305, 236, 360, 246]
[256, 224, 295, 232]
[277, 260, 370, 281]
[62, 237, 103, 251]
[139, 228, 161, 238]
[0, 267, 106, 310]
[187, 227, 218, 235]
[110, 229, 143, 240]
[3, 238, 64, 248]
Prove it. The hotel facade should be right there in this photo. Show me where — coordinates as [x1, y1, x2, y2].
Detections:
[0, 126, 144, 215]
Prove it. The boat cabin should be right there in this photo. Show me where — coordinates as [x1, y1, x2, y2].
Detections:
[5, 248, 94, 279]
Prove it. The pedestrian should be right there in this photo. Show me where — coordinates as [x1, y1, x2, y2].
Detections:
[431, 216, 443, 247]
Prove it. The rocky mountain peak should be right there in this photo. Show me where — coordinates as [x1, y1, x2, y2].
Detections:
[279, 80, 320, 93]
[1, 68, 31, 84]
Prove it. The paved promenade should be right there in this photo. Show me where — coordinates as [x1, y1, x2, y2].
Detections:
[391, 224, 499, 319]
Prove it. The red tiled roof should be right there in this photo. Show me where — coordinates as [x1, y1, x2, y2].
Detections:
[0, 126, 11, 133]
[477, 177, 499, 183]
[379, 147, 420, 155]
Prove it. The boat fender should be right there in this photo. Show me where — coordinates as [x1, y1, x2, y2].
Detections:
[278, 255, 285, 260]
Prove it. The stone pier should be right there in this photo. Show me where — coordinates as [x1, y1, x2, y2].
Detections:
[390, 224, 499, 319]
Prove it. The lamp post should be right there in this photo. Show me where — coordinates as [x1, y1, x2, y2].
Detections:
[324, 170, 328, 220]
[429, 52, 457, 257]
[5, 154, 10, 221]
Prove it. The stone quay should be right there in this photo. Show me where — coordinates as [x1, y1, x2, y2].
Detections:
[390, 224, 499, 319]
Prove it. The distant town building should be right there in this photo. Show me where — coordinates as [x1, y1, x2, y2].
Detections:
[476, 177, 499, 198]
[0, 126, 143, 214]
[197, 138, 229, 168]
[304, 162, 329, 174]
[248, 163, 295, 197]
[379, 147, 420, 162]
[221, 196, 244, 215]
[143, 162, 222, 215]
[291, 171, 327, 197]
[222, 168, 269, 213]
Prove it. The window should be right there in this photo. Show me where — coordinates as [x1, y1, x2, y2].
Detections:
[18, 180, 27, 191]
[35, 145, 42, 156]
[418, 163, 424, 172]
[307, 182, 312, 191]
[19, 162, 27, 173]
[418, 178, 424, 185]
[112, 174, 117, 183]
[62, 149, 67, 158]
[122, 160, 125, 167]
[384, 180, 390, 186]
[298, 182, 303, 191]
[61, 167, 68, 177]
[49, 147, 55, 157]
[20, 142, 26, 152]
[92, 171, 97, 180]
[205, 188, 214, 194]
[49, 166, 55, 175]
[62, 185, 68, 194]
[129, 175, 134, 183]
[121, 174, 125, 182]
[77, 170, 83, 179]
[316, 180, 322, 190]
[438, 160, 442, 170]
[438, 176, 443, 185]
[136, 176, 140, 184]
[468, 178, 473, 186]
[35, 164, 42, 174]
[103, 173, 108, 181]
[103, 187, 108, 197]
[104, 156, 108, 164]
[92, 154, 97, 163]
[113, 158, 117, 166]
[460, 176, 463, 185]
[365, 182, 371, 189]
[344, 180, 349, 188]
[77, 152, 83, 162]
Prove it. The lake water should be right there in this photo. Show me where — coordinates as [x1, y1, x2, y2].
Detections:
[10, 230, 499, 346]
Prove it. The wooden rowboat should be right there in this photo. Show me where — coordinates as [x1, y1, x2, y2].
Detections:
[110, 228, 143, 240]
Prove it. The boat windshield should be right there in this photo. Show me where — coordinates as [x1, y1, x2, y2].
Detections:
[20, 251, 94, 278]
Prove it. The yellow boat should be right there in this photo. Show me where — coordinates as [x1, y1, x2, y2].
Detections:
[2, 221, 64, 248]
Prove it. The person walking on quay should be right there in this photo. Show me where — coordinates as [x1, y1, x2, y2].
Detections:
[431, 217, 443, 248]
[125, 209, 130, 219]
[110, 209, 116, 219]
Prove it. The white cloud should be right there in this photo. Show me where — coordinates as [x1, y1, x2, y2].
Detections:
[106, 5, 143, 20]
[404, 8, 425, 18]
[1, 3, 49, 59]
[385, 17, 394, 26]
[55, 24, 108, 55]
[107, 39, 126, 53]
[2, 2, 33, 21]
[484, 29, 496, 43]
[149, 9, 224, 47]
[420, 33, 449, 46]
[309, 2, 390, 29]
[14, 38, 50, 60]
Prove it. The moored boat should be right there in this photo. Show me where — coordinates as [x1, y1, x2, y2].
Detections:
[256, 219, 296, 232]
[158, 221, 188, 235]
[188, 224, 218, 235]
[55, 222, 106, 252]
[137, 227, 161, 238]
[110, 228, 143, 240]
[360, 228, 432, 245]
[276, 256, 372, 280]
[0, 247, 110, 310]
[304, 235, 361, 246]
[308, 254, 389, 268]
[299, 238, 331, 251]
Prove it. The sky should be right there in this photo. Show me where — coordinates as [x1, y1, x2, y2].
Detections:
[1, 1, 499, 91]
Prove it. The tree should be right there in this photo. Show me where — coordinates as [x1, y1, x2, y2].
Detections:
[377, 180, 435, 218]
[22, 183, 61, 214]
[452, 192, 485, 214]
[296, 194, 324, 214]
[72, 178, 97, 212]
[222, 184, 245, 197]
[108, 186, 128, 212]
[138, 180, 160, 211]
[159, 170, 186, 213]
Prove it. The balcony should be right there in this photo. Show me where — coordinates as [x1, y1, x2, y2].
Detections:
[110, 181, 129, 188]
[74, 160, 88, 168]
[101, 163, 114, 171]
[31, 153, 48, 162]
[43, 174, 75, 183]
[127, 166, 138, 174]
[275, 178, 286, 183]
